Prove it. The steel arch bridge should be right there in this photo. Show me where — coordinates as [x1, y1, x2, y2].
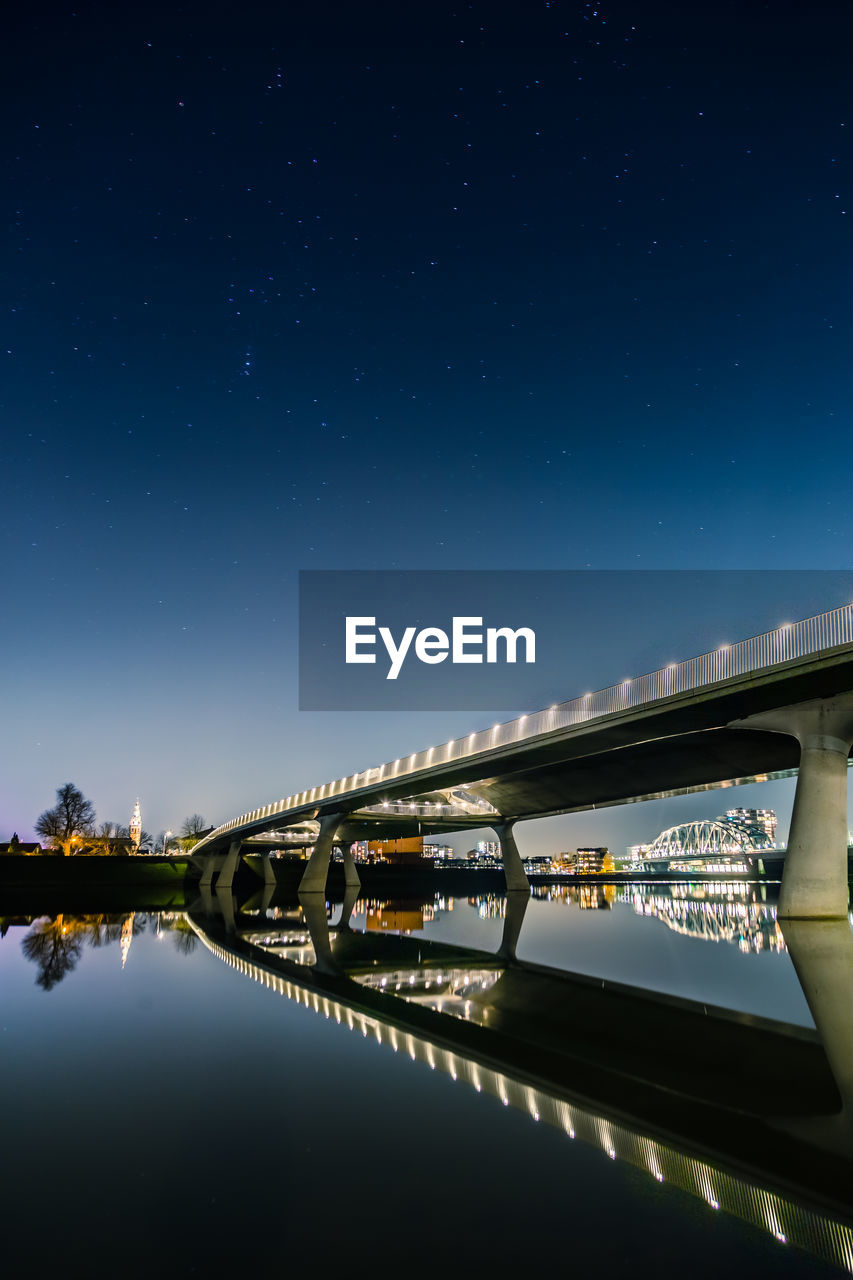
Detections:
[649, 819, 759, 859]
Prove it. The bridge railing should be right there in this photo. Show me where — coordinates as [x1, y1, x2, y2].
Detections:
[200, 603, 853, 848]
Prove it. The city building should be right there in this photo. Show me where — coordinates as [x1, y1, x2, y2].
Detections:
[575, 847, 612, 874]
[366, 836, 425, 866]
[365, 905, 426, 934]
[466, 842, 503, 867]
[1, 834, 42, 855]
[725, 808, 777, 847]
[423, 842, 454, 860]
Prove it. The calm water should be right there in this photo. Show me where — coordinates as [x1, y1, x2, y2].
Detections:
[2, 881, 851, 1278]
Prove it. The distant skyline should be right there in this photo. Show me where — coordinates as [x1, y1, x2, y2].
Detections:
[3, 1, 852, 850]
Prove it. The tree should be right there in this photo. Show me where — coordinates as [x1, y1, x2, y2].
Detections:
[179, 813, 208, 851]
[181, 813, 207, 838]
[22, 916, 84, 989]
[88, 822, 131, 857]
[35, 784, 96, 856]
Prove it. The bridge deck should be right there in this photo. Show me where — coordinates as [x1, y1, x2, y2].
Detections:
[194, 605, 853, 853]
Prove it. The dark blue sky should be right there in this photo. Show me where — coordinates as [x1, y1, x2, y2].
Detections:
[2, 0, 852, 846]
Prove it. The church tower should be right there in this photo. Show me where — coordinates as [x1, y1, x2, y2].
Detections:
[130, 799, 142, 851]
[120, 914, 135, 969]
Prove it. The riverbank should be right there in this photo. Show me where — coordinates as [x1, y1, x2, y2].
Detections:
[0, 855, 193, 913]
[0, 854, 192, 885]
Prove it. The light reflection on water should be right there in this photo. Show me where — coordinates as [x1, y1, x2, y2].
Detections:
[347, 882, 814, 1025]
[1, 883, 851, 1279]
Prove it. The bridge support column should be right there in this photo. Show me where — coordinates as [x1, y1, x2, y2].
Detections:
[733, 693, 853, 919]
[216, 840, 243, 893]
[337, 879, 361, 932]
[216, 885, 237, 933]
[498, 889, 530, 961]
[492, 821, 529, 892]
[260, 855, 277, 913]
[781, 920, 853, 1109]
[298, 892, 339, 975]
[342, 842, 361, 889]
[299, 814, 346, 894]
[198, 855, 217, 892]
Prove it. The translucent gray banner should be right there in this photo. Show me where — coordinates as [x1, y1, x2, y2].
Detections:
[298, 570, 853, 711]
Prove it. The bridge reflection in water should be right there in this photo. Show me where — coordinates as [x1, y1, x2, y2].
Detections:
[187, 882, 853, 1275]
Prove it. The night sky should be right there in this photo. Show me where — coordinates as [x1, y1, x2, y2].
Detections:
[3, 0, 852, 849]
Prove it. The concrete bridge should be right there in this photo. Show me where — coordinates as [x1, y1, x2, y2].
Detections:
[187, 889, 853, 1273]
[193, 604, 853, 918]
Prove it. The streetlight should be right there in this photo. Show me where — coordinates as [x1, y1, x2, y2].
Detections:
[163, 830, 173, 858]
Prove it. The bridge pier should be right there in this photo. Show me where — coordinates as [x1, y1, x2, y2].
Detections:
[260, 854, 277, 913]
[734, 693, 853, 919]
[491, 821, 530, 892]
[497, 889, 530, 961]
[782, 920, 853, 1107]
[216, 886, 237, 933]
[777, 919, 853, 1156]
[299, 813, 346, 894]
[216, 840, 243, 893]
[198, 854, 218, 892]
[342, 842, 361, 889]
[336, 879, 362, 932]
[298, 892, 339, 975]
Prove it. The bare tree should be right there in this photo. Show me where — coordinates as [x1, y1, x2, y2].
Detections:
[179, 813, 208, 851]
[180, 813, 207, 838]
[34, 784, 96, 856]
[88, 822, 127, 857]
[22, 917, 84, 989]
